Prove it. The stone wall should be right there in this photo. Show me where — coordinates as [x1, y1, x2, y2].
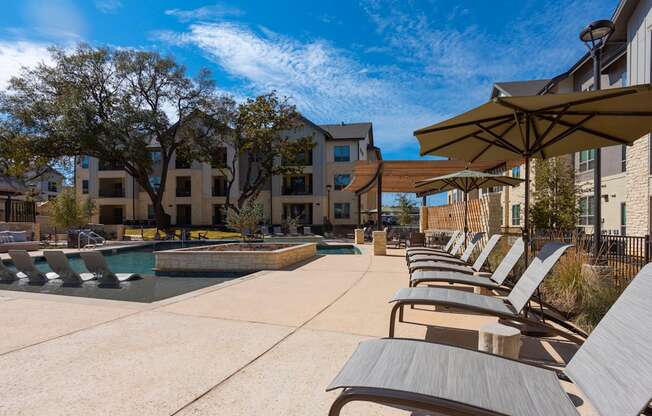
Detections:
[423, 194, 502, 236]
[626, 134, 650, 236]
[155, 242, 317, 272]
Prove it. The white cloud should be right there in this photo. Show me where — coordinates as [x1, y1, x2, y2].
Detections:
[95, 0, 123, 14]
[156, 23, 444, 151]
[165, 4, 243, 22]
[23, 0, 86, 40]
[0, 41, 52, 89]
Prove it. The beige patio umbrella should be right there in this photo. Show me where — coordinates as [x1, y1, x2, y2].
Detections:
[414, 84, 652, 263]
[415, 169, 524, 246]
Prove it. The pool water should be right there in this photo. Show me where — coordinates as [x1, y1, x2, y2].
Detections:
[316, 245, 361, 255]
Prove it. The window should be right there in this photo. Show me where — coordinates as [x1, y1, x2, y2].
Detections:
[334, 203, 351, 219]
[212, 176, 227, 197]
[210, 147, 228, 168]
[80, 156, 89, 169]
[511, 204, 521, 226]
[511, 166, 521, 178]
[620, 202, 626, 235]
[82, 180, 89, 194]
[175, 155, 192, 169]
[176, 204, 192, 225]
[579, 196, 595, 226]
[579, 149, 595, 172]
[334, 145, 350, 162]
[150, 151, 162, 165]
[147, 205, 155, 220]
[282, 203, 313, 224]
[176, 176, 192, 197]
[47, 181, 58, 192]
[98, 160, 124, 171]
[621, 144, 627, 172]
[282, 175, 312, 195]
[334, 174, 351, 190]
[285, 150, 313, 166]
[149, 176, 161, 192]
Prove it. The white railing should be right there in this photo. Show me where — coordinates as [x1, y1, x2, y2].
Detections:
[77, 230, 106, 249]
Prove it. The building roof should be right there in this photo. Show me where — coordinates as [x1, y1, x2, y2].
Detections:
[491, 79, 551, 98]
[319, 122, 373, 140]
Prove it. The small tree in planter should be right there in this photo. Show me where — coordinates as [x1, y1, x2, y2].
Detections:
[226, 200, 264, 241]
[395, 194, 416, 226]
[80, 198, 96, 225]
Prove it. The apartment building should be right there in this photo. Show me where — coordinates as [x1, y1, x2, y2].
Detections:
[75, 117, 380, 231]
[456, 0, 651, 236]
[25, 167, 64, 201]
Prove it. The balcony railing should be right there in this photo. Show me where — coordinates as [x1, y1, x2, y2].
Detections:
[98, 189, 125, 198]
[282, 187, 312, 196]
[176, 188, 192, 197]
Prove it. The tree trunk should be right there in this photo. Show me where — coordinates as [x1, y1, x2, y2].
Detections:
[153, 199, 171, 229]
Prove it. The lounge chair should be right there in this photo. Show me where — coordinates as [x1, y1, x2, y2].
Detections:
[8, 250, 58, 283]
[43, 250, 95, 285]
[409, 234, 505, 282]
[410, 237, 522, 288]
[405, 230, 460, 256]
[80, 251, 141, 284]
[407, 232, 485, 274]
[405, 232, 425, 247]
[273, 226, 284, 236]
[389, 242, 584, 342]
[405, 233, 464, 262]
[0, 260, 19, 282]
[408, 231, 484, 263]
[289, 225, 299, 236]
[303, 226, 313, 235]
[327, 263, 652, 416]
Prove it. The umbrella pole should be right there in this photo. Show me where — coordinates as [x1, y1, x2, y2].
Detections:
[464, 190, 468, 248]
[524, 156, 530, 266]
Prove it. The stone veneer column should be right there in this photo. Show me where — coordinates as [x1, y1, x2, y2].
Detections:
[354, 229, 364, 244]
[626, 135, 650, 236]
[372, 231, 386, 256]
[419, 206, 428, 232]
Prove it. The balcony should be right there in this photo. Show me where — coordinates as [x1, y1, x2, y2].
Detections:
[98, 160, 125, 171]
[98, 179, 125, 198]
[176, 176, 192, 197]
[282, 175, 313, 196]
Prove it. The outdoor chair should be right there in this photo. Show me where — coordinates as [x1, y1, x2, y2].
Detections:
[405, 232, 425, 247]
[327, 263, 652, 416]
[406, 230, 460, 255]
[410, 237, 522, 288]
[273, 226, 284, 236]
[407, 232, 483, 263]
[43, 250, 95, 285]
[303, 226, 313, 235]
[407, 232, 484, 275]
[0, 259, 19, 282]
[408, 234, 503, 281]
[390, 242, 585, 343]
[80, 251, 141, 285]
[405, 231, 463, 260]
[8, 250, 58, 283]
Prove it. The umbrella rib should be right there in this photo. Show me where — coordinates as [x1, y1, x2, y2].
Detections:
[530, 118, 546, 159]
[538, 110, 652, 117]
[415, 114, 513, 135]
[532, 114, 595, 154]
[537, 114, 631, 146]
[475, 122, 522, 154]
[419, 118, 513, 156]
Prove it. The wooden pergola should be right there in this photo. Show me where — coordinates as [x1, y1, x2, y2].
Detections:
[345, 160, 515, 229]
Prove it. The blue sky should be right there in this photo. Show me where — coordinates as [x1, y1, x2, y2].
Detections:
[0, 0, 615, 205]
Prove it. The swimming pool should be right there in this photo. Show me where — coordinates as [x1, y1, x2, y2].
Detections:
[0, 241, 360, 303]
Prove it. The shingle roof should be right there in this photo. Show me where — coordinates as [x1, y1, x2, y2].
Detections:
[319, 122, 372, 140]
[492, 79, 551, 98]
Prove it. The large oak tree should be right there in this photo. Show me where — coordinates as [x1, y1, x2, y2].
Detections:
[1, 44, 228, 227]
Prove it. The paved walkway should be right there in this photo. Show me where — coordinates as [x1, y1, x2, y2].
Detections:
[0, 245, 590, 415]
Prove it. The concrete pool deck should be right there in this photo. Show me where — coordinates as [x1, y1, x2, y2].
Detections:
[0, 244, 594, 415]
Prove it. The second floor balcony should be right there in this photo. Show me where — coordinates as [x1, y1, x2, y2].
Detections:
[176, 176, 192, 197]
[282, 174, 313, 196]
[98, 178, 125, 198]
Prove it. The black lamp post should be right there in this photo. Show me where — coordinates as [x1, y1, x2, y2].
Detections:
[326, 184, 332, 219]
[580, 19, 615, 263]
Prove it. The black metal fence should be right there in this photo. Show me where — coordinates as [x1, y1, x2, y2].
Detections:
[3, 199, 36, 223]
[532, 229, 650, 284]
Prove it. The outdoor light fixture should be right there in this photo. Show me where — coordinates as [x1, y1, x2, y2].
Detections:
[580, 19, 615, 264]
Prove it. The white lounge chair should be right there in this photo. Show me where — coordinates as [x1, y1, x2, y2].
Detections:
[0, 260, 19, 282]
[8, 250, 58, 283]
[43, 250, 95, 285]
[80, 251, 141, 284]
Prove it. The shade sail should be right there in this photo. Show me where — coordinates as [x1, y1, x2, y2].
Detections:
[415, 169, 524, 195]
[415, 84, 652, 162]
